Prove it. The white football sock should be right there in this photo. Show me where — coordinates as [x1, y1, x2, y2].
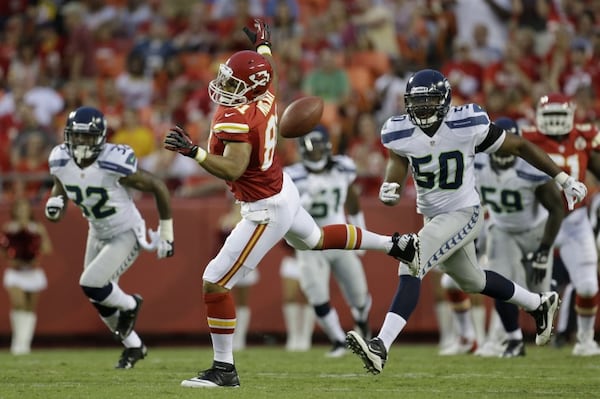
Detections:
[435, 302, 456, 348]
[297, 305, 315, 351]
[283, 303, 300, 351]
[378, 312, 407, 351]
[471, 305, 486, 344]
[233, 306, 251, 351]
[316, 308, 346, 343]
[98, 283, 136, 310]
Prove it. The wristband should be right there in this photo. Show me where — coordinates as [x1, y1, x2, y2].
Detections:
[257, 45, 272, 56]
[159, 219, 174, 241]
[554, 171, 569, 186]
[347, 211, 366, 230]
[45, 208, 60, 220]
[195, 147, 207, 164]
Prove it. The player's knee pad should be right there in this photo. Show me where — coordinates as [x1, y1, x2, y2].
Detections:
[314, 302, 331, 317]
[81, 283, 113, 302]
[91, 301, 117, 317]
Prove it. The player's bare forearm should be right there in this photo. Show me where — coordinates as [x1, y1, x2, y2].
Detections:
[50, 177, 67, 198]
[121, 169, 172, 219]
[200, 141, 251, 181]
[519, 141, 563, 178]
[384, 151, 409, 187]
[536, 181, 566, 248]
[505, 135, 563, 178]
[345, 184, 361, 215]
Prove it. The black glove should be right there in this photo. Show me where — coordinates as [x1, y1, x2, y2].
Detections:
[243, 18, 271, 50]
[164, 125, 198, 158]
[522, 244, 550, 285]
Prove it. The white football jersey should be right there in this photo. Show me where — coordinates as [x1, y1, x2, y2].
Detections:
[474, 154, 551, 233]
[285, 155, 356, 226]
[48, 143, 143, 239]
[381, 103, 505, 217]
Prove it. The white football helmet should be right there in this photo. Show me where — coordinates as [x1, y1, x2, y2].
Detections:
[536, 93, 574, 136]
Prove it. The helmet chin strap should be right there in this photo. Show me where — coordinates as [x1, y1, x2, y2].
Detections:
[416, 114, 439, 128]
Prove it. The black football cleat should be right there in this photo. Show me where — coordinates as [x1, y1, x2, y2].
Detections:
[114, 294, 143, 340]
[181, 361, 240, 388]
[115, 345, 147, 369]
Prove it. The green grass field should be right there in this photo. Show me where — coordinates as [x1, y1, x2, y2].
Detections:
[1, 343, 599, 399]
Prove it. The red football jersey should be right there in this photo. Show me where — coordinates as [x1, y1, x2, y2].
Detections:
[523, 123, 600, 210]
[208, 90, 283, 202]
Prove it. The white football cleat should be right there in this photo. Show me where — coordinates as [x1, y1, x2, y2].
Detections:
[572, 331, 600, 356]
[474, 340, 506, 357]
[438, 336, 477, 356]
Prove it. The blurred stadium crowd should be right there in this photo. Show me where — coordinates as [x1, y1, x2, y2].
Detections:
[1, 0, 599, 202]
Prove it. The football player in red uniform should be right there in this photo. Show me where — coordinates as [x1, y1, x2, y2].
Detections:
[523, 93, 600, 356]
[164, 19, 413, 388]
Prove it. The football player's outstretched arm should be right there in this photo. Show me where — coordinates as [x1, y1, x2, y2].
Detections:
[120, 169, 172, 220]
[243, 18, 277, 93]
[164, 126, 252, 181]
[500, 132, 587, 208]
[499, 133, 563, 177]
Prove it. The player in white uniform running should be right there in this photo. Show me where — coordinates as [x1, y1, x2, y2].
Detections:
[445, 116, 566, 357]
[44, 106, 174, 369]
[285, 126, 372, 357]
[345, 69, 587, 374]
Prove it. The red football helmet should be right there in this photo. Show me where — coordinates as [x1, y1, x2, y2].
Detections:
[536, 93, 574, 136]
[208, 50, 273, 106]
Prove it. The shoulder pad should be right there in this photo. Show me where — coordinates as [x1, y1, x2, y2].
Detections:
[382, 114, 412, 133]
[284, 162, 308, 182]
[381, 115, 415, 144]
[575, 123, 593, 132]
[331, 155, 357, 172]
[520, 125, 537, 134]
[444, 104, 490, 130]
[97, 144, 137, 176]
[213, 107, 250, 135]
[448, 103, 487, 118]
[48, 145, 70, 172]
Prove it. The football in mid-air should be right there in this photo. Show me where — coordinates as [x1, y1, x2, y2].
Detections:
[278, 96, 324, 138]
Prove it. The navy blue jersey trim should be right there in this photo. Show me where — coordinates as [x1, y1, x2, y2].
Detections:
[381, 128, 415, 144]
[49, 158, 69, 168]
[516, 170, 550, 182]
[445, 115, 489, 129]
[97, 160, 134, 175]
[332, 160, 356, 174]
